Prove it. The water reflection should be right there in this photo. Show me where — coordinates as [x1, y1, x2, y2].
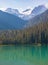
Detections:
[0, 45, 48, 65]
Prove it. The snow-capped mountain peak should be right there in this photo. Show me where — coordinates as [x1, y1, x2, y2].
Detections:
[31, 5, 47, 15]
[5, 8, 20, 15]
[5, 5, 47, 20]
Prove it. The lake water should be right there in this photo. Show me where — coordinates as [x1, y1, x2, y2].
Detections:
[0, 45, 48, 65]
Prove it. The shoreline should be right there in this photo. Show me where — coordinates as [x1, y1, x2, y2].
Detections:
[0, 43, 47, 47]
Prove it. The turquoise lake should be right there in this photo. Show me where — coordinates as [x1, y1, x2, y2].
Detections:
[0, 45, 48, 65]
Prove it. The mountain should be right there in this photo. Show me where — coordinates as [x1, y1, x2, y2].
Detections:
[0, 10, 27, 29]
[0, 10, 48, 44]
[31, 5, 47, 16]
[23, 5, 47, 20]
[5, 8, 24, 17]
[1, 8, 48, 30]
[5, 8, 30, 20]
[5, 5, 47, 20]
[20, 8, 32, 20]
[24, 9, 48, 28]
[21, 5, 47, 20]
[5, 8, 20, 16]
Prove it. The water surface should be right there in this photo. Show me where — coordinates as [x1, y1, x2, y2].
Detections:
[0, 45, 48, 65]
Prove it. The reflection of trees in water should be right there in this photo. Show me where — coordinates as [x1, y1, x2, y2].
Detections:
[41, 45, 48, 58]
[31, 46, 48, 65]
[31, 46, 48, 59]
[0, 46, 48, 65]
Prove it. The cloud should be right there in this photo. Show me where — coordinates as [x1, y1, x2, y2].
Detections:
[45, 3, 48, 8]
[0, 8, 6, 11]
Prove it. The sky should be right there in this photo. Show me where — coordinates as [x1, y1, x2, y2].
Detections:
[0, 0, 48, 12]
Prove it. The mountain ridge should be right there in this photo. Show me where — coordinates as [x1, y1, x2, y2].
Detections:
[24, 9, 48, 28]
[0, 10, 27, 29]
[4, 5, 47, 20]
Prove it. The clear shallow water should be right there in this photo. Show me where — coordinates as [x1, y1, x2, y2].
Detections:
[0, 45, 48, 65]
